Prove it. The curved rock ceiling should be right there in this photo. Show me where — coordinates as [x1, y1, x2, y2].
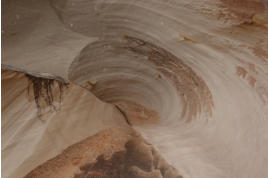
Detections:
[2, 0, 268, 178]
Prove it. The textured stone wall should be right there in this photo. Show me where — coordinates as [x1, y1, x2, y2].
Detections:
[2, 0, 268, 178]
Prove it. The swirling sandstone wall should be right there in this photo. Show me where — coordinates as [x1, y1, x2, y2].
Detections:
[2, 0, 268, 178]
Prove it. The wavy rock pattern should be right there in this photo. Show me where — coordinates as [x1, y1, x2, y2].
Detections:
[2, 0, 268, 178]
[69, 36, 214, 123]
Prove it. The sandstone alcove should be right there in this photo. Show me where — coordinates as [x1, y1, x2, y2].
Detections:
[2, 0, 268, 178]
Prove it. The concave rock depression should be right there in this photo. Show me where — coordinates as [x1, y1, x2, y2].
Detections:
[2, 0, 268, 178]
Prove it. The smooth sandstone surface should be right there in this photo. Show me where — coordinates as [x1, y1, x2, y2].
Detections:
[1, 70, 129, 178]
[2, 0, 268, 178]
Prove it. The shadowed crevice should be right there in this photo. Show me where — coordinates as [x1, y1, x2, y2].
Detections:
[25, 73, 69, 111]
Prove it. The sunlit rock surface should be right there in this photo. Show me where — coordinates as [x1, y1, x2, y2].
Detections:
[2, 0, 268, 178]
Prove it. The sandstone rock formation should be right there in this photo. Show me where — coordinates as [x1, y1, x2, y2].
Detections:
[2, 0, 268, 178]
